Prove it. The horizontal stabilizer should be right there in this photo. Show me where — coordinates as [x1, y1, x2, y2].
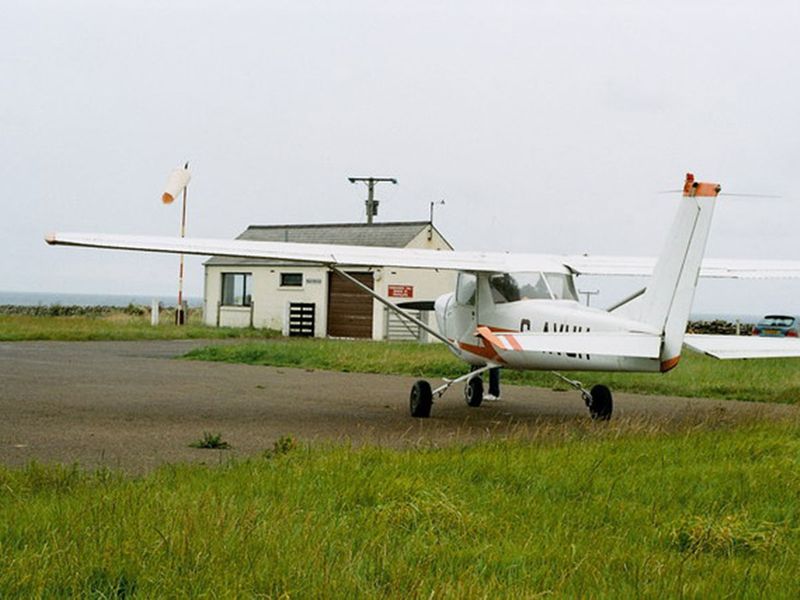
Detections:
[684, 334, 800, 359]
[476, 327, 661, 360]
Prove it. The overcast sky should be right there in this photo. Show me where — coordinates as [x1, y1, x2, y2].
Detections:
[2, 0, 799, 315]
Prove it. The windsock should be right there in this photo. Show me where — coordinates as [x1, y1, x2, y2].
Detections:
[161, 166, 191, 204]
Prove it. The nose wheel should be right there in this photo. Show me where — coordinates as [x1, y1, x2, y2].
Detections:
[464, 376, 483, 407]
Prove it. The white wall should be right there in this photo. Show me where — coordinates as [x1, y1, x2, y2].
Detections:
[205, 264, 328, 336]
[203, 226, 457, 340]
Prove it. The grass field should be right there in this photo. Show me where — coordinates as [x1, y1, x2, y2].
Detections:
[186, 338, 800, 405]
[0, 313, 278, 342]
[1, 419, 799, 597]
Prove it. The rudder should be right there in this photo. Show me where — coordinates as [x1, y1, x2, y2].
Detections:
[632, 174, 721, 370]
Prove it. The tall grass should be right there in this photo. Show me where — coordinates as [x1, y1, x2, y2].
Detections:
[186, 338, 800, 404]
[1, 420, 799, 597]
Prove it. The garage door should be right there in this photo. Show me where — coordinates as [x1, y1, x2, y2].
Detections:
[327, 271, 374, 338]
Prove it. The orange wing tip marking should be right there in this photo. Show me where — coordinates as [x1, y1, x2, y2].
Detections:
[682, 173, 721, 198]
[45, 233, 57, 245]
[162, 193, 175, 204]
[660, 355, 681, 372]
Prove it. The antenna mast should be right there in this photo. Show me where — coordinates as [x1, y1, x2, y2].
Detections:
[348, 177, 397, 224]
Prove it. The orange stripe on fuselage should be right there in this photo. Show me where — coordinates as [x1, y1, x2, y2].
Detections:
[458, 340, 505, 363]
[478, 324, 518, 333]
[506, 335, 522, 351]
[476, 326, 504, 349]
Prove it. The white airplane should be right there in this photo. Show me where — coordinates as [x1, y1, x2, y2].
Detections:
[46, 173, 800, 420]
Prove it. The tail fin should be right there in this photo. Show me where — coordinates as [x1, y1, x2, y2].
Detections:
[633, 173, 721, 370]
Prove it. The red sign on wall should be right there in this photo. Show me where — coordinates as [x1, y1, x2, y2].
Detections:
[388, 285, 414, 298]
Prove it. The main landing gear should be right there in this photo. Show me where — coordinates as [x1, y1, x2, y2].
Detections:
[552, 372, 614, 421]
[410, 368, 614, 421]
[588, 384, 613, 421]
[410, 380, 433, 418]
[409, 364, 495, 418]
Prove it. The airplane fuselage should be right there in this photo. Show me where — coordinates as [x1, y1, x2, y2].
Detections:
[434, 272, 664, 373]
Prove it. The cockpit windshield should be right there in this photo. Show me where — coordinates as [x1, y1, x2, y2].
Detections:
[489, 272, 578, 303]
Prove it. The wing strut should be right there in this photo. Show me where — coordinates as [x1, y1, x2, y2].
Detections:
[330, 266, 460, 352]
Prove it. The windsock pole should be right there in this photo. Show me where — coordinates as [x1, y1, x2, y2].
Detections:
[176, 161, 189, 325]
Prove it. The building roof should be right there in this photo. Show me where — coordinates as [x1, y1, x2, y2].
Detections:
[204, 221, 452, 266]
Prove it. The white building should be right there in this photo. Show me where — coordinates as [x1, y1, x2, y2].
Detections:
[203, 221, 455, 340]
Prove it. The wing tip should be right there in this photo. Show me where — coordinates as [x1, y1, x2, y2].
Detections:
[44, 232, 57, 245]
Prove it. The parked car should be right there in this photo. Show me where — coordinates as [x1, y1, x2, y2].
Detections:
[751, 315, 799, 337]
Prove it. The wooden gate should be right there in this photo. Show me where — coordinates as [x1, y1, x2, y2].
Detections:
[327, 271, 374, 338]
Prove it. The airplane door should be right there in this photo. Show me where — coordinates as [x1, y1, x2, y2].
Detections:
[446, 272, 478, 341]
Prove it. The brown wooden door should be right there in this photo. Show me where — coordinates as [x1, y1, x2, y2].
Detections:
[327, 271, 374, 338]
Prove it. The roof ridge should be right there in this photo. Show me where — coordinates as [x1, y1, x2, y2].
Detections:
[246, 221, 430, 230]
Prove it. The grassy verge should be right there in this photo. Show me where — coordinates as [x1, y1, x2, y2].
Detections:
[0, 313, 279, 342]
[186, 338, 800, 404]
[1, 420, 799, 597]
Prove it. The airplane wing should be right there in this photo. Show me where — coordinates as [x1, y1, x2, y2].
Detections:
[45, 232, 571, 274]
[566, 255, 800, 279]
[46, 232, 800, 279]
[683, 334, 800, 359]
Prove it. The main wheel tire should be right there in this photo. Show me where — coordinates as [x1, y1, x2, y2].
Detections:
[589, 384, 613, 421]
[410, 380, 433, 418]
[465, 376, 484, 407]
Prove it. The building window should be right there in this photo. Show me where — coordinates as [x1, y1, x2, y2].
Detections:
[221, 273, 252, 306]
[280, 272, 303, 287]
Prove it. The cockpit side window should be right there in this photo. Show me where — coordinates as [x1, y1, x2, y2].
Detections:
[490, 272, 551, 303]
[489, 273, 521, 303]
[455, 272, 477, 305]
[544, 273, 579, 301]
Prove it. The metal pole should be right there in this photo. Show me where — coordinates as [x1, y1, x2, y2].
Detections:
[428, 199, 444, 240]
[366, 180, 375, 225]
[348, 177, 397, 224]
[176, 161, 189, 325]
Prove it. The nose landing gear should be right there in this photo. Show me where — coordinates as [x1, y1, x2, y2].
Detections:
[464, 377, 483, 407]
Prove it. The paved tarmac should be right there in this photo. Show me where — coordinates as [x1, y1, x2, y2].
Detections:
[1, 340, 797, 472]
